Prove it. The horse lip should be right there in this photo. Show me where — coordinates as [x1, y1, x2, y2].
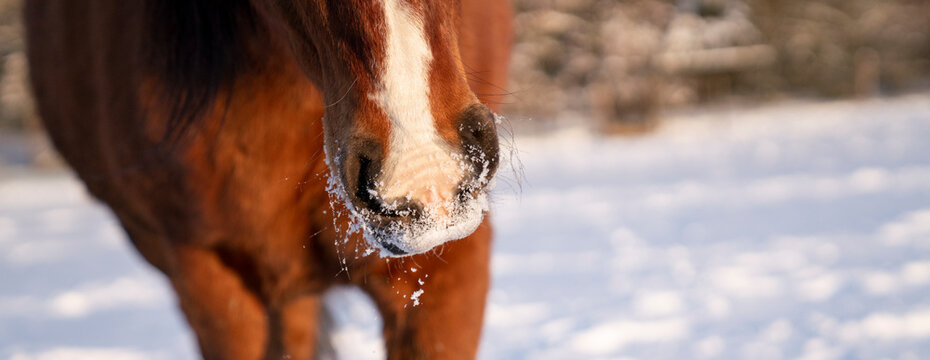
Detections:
[361, 189, 489, 257]
[369, 225, 412, 256]
[378, 240, 409, 256]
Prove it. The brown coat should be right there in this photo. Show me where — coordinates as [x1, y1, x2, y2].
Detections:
[25, 1, 512, 359]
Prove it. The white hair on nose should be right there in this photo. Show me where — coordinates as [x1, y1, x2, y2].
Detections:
[358, 0, 487, 255]
[372, 0, 457, 214]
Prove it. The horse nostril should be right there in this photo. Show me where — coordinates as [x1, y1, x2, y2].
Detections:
[355, 155, 383, 213]
[457, 104, 500, 182]
[353, 152, 425, 221]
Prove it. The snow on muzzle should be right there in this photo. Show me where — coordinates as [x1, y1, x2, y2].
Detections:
[331, 105, 500, 257]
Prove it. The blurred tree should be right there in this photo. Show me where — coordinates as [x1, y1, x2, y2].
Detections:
[0, 0, 34, 132]
[507, 0, 930, 132]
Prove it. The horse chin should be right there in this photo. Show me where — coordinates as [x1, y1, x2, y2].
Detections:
[324, 149, 492, 257]
[365, 192, 489, 257]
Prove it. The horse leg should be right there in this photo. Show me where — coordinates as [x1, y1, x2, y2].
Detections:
[265, 295, 324, 360]
[169, 246, 268, 360]
[362, 224, 492, 360]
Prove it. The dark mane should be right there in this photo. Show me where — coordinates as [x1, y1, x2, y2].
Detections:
[144, 0, 261, 142]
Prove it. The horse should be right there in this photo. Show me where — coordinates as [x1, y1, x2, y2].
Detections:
[25, 0, 512, 359]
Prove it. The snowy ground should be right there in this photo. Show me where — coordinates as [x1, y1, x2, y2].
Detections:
[2, 94, 930, 359]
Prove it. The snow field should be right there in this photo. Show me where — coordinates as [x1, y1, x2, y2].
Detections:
[2, 94, 930, 359]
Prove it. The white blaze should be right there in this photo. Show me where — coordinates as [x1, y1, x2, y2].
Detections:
[373, 0, 461, 216]
[360, 0, 487, 255]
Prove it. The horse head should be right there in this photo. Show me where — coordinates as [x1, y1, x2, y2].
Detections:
[262, 0, 501, 256]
